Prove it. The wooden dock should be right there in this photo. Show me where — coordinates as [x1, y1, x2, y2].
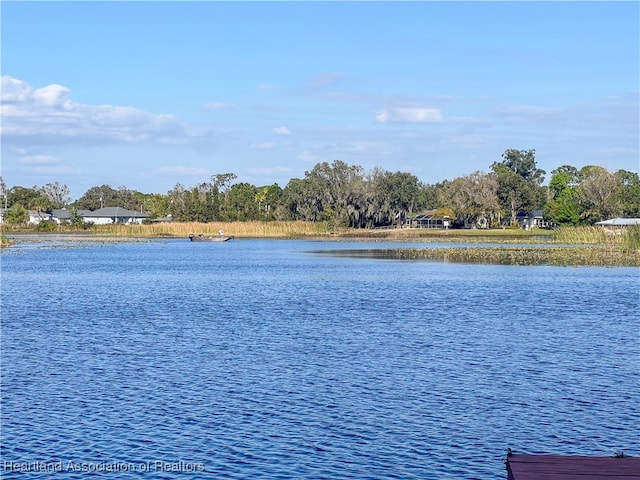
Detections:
[506, 453, 640, 480]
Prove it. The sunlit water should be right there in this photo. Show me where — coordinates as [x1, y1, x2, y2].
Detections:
[1, 239, 638, 479]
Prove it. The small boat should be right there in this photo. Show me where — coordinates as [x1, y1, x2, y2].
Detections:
[189, 233, 234, 242]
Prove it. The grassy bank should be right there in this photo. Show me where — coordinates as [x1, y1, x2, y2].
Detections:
[340, 226, 552, 242]
[3, 221, 333, 239]
[375, 225, 639, 265]
[3, 223, 638, 266]
[78, 222, 554, 241]
[0, 232, 11, 248]
[2, 221, 551, 240]
[99, 220, 333, 238]
[553, 224, 639, 247]
[368, 245, 640, 267]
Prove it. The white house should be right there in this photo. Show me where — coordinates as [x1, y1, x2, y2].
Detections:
[28, 210, 52, 224]
[51, 207, 149, 225]
[516, 210, 552, 230]
[82, 207, 149, 225]
[50, 208, 92, 225]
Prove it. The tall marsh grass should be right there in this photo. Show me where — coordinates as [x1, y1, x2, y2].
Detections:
[380, 245, 640, 266]
[0, 231, 10, 248]
[92, 221, 332, 238]
[553, 225, 640, 254]
[553, 226, 623, 244]
[622, 225, 640, 254]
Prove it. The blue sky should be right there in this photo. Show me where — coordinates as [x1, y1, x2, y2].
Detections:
[1, 1, 638, 200]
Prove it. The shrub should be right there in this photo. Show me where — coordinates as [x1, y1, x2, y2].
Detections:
[35, 220, 58, 232]
[4, 205, 29, 225]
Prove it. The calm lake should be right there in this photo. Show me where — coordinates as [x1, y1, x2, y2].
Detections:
[1, 238, 638, 479]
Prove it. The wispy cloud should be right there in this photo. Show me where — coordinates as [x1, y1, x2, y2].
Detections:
[322, 141, 392, 155]
[596, 146, 638, 158]
[153, 166, 209, 176]
[497, 104, 563, 118]
[499, 104, 562, 115]
[305, 72, 347, 91]
[250, 142, 277, 150]
[203, 102, 234, 110]
[1, 76, 212, 147]
[255, 105, 290, 113]
[374, 107, 443, 124]
[274, 126, 291, 135]
[14, 153, 80, 176]
[18, 154, 59, 165]
[298, 150, 321, 162]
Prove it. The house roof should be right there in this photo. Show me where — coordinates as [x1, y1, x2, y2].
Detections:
[596, 218, 640, 226]
[411, 210, 446, 220]
[517, 210, 544, 219]
[29, 210, 52, 218]
[88, 207, 149, 218]
[50, 207, 148, 219]
[51, 208, 92, 219]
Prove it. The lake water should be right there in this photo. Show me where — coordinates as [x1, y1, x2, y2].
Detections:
[1, 238, 638, 479]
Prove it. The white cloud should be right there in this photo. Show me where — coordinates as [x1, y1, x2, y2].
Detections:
[33, 84, 72, 108]
[1, 76, 32, 103]
[274, 126, 291, 135]
[323, 141, 392, 155]
[10, 152, 80, 177]
[250, 142, 276, 150]
[375, 107, 443, 124]
[1, 76, 211, 147]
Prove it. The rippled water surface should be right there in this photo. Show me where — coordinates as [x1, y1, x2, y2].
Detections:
[2, 239, 638, 479]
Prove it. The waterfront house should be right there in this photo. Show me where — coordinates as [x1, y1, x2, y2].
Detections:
[516, 210, 552, 230]
[28, 210, 52, 224]
[51, 207, 149, 225]
[51, 208, 92, 225]
[148, 214, 173, 223]
[408, 210, 450, 229]
[83, 207, 149, 225]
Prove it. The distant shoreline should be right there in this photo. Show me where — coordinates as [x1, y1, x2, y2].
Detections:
[3, 230, 638, 266]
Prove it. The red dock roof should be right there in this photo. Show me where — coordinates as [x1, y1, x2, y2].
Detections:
[506, 454, 640, 480]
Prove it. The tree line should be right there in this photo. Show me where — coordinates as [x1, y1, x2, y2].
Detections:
[1, 149, 639, 228]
